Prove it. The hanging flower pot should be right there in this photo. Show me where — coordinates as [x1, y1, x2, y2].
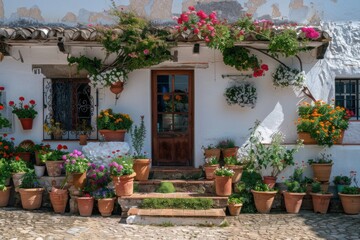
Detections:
[8, 98, 38, 130]
[19, 118, 33, 130]
[110, 81, 124, 95]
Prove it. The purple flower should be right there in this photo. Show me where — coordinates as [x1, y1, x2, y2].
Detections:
[91, 163, 96, 168]
[99, 165, 105, 171]
[62, 155, 67, 160]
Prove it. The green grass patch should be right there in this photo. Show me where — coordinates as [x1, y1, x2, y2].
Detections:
[140, 198, 213, 210]
[155, 182, 176, 193]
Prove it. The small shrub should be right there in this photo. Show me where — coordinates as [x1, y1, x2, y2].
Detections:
[155, 182, 176, 193]
[140, 198, 213, 210]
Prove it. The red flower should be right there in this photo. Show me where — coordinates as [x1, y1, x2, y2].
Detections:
[19, 97, 25, 101]
[10, 137, 15, 141]
[261, 64, 269, 71]
[0, 87, 4, 91]
[0, 105, 3, 111]
[196, 10, 208, 19]
[3, 134, 7, 137]
[188, 6, 195, 11]
[62, 145, 68, 150]
[8, 101, 14, 106]
[57, 144, 63, 150]
[29, 100, 36, 105]
[24, 105, 29, 109]
[15, 156, 20, 161]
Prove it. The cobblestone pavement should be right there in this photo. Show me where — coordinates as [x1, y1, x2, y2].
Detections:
[0, 208, 359, 240]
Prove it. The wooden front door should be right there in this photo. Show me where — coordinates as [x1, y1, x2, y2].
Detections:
[151, 70, 194, 166]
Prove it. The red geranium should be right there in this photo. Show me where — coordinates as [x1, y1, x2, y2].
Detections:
[8, 97, 38, 119]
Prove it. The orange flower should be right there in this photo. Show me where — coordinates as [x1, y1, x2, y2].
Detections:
[163, 94, 170, 101]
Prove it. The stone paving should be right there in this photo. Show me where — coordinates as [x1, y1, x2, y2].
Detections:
[0, 208, 359, 240]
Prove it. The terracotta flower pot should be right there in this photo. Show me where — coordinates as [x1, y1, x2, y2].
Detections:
[228, 203, 243, 216]
[215, 175, 232, 196]
[338, 193, 360, 214]
[298, 132, 317, 144]
[0, 186, 12, 207]
[310, 192, 333, 214]
[225, 164, 243, 183]
[49, 188, 68, 214]
[18, 188, 44, 210]
[311, 163, 333, 182]
[19, 118, 33, 130]
[12, 172, 26, 189]
[263, 176, 277, 189]
[71, 172, 87, 190]
[45, 160, 64, 177]
[204, 148, 221, 159]
[203, 164, 219, 180]
[112, 173, 136, 197]
[98, 129, 126, 142]
[133, 159, 151, 181]
[251, 189, 277, 213]
[109, 81, 124, 95]
[98, 198, 116, 217]
[79, 135, 87, 145]
[283, 191, 306, 214]
[77, 196, 94, 217]
[222, 147, 239, 158]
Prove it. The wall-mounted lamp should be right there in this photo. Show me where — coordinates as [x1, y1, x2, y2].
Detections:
[193, 43, 200, 54]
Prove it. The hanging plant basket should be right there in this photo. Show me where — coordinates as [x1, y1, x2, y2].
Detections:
[224, 81, 257, 108]
[109, 81, 124, 95]
[272, 65, 306, 88]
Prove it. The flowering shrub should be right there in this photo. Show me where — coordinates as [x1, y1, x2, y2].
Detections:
[92, 187, 116, 199]
[297, 101, 350, 147]
[39, 144, 68, 162]
[111, 155, 134, 176]
[108, 161, 123, 177]
[63, 150, 90, 173]
[272, 65, 305, 88]
[86, 163, 112, 192]
[9, 97, 37, 119]
[97, 108, 133, 131]
[0, 134, 15, 159]
[224, 82, 257, 108]
[300, 27, 320, 39]
[214, 167, 234, 177]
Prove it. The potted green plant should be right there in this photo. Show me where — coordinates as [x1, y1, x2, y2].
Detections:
[39, 144, 68, 177]
[333, 174, 352, 193]
[217, 138, 239, 158]
[203, 156, 220, 180]
[224, 156, 244, 184]
[33, 143, 51, 166]
[297, 100, 350, 147]
[18, 171, 44, 210]
[338, 186, 360, 214]
[309, 181, 333, 214]
[9, 157, 29, 188]
[0, 159, 12, 207]
[130, 116, 151, 181]
[308, 153, 333, 184]
[76, 119, 93, 145]
[8, 97, 37, 130]
[97, 108, 133, 141]
[63, 149, 90, 190]
[227, 193, 243, 216]
[214, 167, 234, 197]
[283, 167, 307, 214]
[224, 82, 257, 108]
[93, 187, 116, 217]
[202, 144, 221, 160]
[251, 182, 277, 213]
[109, 155, 135, 196]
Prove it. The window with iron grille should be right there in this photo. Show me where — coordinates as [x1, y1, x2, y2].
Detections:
[335, 78, 358, 120]
[43, 78, 98, 140]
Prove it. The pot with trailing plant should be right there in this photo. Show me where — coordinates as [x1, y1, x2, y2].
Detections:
[18, 171, 44, 210]
[0, 159, 12, 207]
[93, 187, 116, 217]
[338, 186, 360, 214]
[203, 156, 220, 180]
[308, 153, 333, 184]
[309, 181, 333, 214]
[296, 100, 351, 147]
[227, 193, 243, 216]
[202, 144, 221, 160]
[224, 82, 257, 109]
[224, 156, 243, 184]
[131, 116, 151, 181]
[214, 167, 234, 197]
[40, 144, 69, 177]
[217, 139, 239, 159]
[63, 149, 90, 190]
[8, 97, 37, 130]
[110, 155, 135, 196]
[97, 108, 133, 141]
[251, 182, 278, 214]
[333, 172, 354, 193]
[9, 157, 29, 189]
[283, 167, 307, 214]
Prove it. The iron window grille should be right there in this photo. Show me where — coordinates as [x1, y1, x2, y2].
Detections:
[335, 78, 358, 120]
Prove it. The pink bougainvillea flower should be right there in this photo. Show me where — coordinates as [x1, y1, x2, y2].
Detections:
[188, 6, 195, 11]
[196, 10, 208, 19]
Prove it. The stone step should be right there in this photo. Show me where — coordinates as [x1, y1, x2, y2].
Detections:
[150, 167, 204, 180]
[135, 179, 215, 194]
[126, 208, 226, 226]
[118, 192, 228, 217]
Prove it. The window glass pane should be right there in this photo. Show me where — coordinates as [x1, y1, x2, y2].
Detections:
[174, 94, 188, 112]
[158, 113, 173, 132]
[158, 94, 173, 112]
[335, 96, 344, 107]
[173, 114, 188, 132]
[174, 75, 188, 93]
[157, 75, 172, 93]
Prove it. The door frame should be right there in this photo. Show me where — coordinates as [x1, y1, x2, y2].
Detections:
[151, 70, 194, 166]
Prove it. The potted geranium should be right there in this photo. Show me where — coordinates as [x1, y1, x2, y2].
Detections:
[251, 182, 277, 213]
[93, 187, 116, 217]
[97, 108, 133, 141]
[109, 155, 135, 196]
[224, 156, 243, 184]
[8, 97, 37, 130]
[214, 167, 234, 197]
[14, 140, 35, 163]
[224, 82, 257, 108]
[297, 100, 351, 147]
[130, 116, 151, 181]
[63, 149, 90, 190]
[309, 181, 333, 214]
[203, 156, 219, 180]
[18, 171, 44, 210]
[283, 167, 307, 214]
[39, 144, 68, 177]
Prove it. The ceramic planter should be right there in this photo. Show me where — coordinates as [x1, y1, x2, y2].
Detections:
[311, 163, 333, 182]
[77, 196, 94, 217]
[336, 184, 350, 193]
[263, 176, 277, 189]
[49, 188, 68, 214]
[109, 81, 124, 95]
[97, 198, 116, 217]
[310, 192, 333, 214]
[225, 164, 243, 183]
[251, 190, 277, 213]
[112, 173, 136, 197]
[228, 203, 242, 216]
[203, 164, 219, 180]
[215, 175, 232, 196]
[34, 165, 45, 178]
[338, 193, 360, 214]
[133, 159, 151, 181]
[283, 191, 306, 214]
[0, 186, 12, 207]
[45, 160, 64, 177]
[18, 188, 44, 210]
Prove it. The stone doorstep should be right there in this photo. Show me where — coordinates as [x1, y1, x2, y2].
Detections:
[128, 208, 225, 218]
[150, 167, 203, 180]
[119, 192, 227, 200]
